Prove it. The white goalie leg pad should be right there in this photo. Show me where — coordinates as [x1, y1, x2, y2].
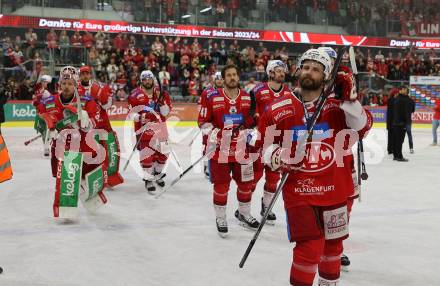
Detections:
[340, 100, 367, 131]
[81, 192, 107, 213]
[318, 277, 339, 286]
[80, 165, 107, 213]
[58, 207, 79, 219]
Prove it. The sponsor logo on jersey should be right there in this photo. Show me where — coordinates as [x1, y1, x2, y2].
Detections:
[291, 122, 330, 141]
[213, 96, 224, 102]
[261, 90, 270, 95]
[229, 106, 238, 114]
[223, 113, 243, 125]
[271, 98, 292, 111]
[241, 96, 251, 101]
[273, 109, 293, 122]
[213, 104, 224, 110]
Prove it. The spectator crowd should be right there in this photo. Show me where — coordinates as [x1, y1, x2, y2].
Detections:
[1, 28, 440, 107]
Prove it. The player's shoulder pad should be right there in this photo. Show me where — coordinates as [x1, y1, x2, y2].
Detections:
[252, 82, 267, 94]
[207, 89, 221, 101]
[41, 95, 55, 105]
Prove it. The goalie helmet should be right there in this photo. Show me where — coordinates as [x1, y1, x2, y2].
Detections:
[298, 49, 332, 80]
[266, 60, 287, 76]
[59, 66, 79, 82]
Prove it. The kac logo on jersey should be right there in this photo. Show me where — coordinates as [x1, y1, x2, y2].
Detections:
[299, 142, 335, 173]
[229, 106, 238, 114]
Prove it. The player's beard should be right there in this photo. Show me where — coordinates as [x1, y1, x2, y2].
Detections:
[142, 82, 154, 90]
[299, 74, 323, 91]
[225, 80, 238, 89]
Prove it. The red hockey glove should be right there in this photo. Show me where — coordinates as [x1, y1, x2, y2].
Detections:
[335, 66, 358, 101]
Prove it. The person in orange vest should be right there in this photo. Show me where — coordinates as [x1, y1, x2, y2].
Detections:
[0, 132, 12, 183]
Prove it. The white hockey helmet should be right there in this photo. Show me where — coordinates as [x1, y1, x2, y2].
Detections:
[59, 66, 79, 82]
[298, 49, 332, 80]
[140, 70, 155, 81]
[266, 60, 287, 76]
[39, 75, 52, 83]
[318, 47, 337, 59]
[214, 71, 222, 80]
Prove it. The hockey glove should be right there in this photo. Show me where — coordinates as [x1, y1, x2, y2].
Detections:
[335, 66, 357, 101]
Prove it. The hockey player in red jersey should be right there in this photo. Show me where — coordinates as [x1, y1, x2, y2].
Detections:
[32, 75, 53, 156]
[198, 71, 224, 178]
[258, 49, 372, 285]
[39, 66, 109, 219]
[128, 70, 172, 193]
[78, 65, 124, 187]
[252, 60, 294, 224]
[198, 64, 259, 237]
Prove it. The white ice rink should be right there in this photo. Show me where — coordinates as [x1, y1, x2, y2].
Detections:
[1, 126, 439, 286]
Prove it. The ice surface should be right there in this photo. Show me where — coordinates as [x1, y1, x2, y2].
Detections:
[0, 126, 439, 286]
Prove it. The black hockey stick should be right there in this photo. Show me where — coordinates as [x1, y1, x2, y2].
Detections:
[155, 144, 217, 199]
[239, 46, 349, 268]
[348, 46, 368, 182]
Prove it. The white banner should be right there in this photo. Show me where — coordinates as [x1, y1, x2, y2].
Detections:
[410, 76, 440, 85]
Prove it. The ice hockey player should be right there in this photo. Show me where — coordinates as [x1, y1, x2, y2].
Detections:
[258, 48, 372, 285]
[198, 71, 224, 178]
[198, 64, 259, 238]
[319, 46, 353, 270]
[128, 70, 172, 193]
[32, 75, 53, 156]
[251, 60, 294, 225]
[39, 66, 109, 219]
[78, 65, 124, 187]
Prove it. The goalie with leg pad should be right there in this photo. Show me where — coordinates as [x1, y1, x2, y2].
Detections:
[42, 66, 109, 219]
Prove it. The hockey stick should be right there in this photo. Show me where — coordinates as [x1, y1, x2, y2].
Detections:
[239, 46, 349, 269]
[155, 145, 216, 199]
[348, 46, 368, 183]
[24, 134, 43, 146]
[187, 129, 201, 147]
[239, 172, 289, 268]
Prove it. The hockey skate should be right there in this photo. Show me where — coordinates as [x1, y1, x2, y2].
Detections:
[144, 180, 156, 193]
[216, 217, 228, 238]
[154, 172, 166, 188]
[341, 254, 350, 272]
[234, 210, 260, 230]
[260, 198, 276, 225]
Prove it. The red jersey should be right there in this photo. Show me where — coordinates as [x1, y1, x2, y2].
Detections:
[128, 86, 172, 142]
[198, 88, 254, 162]
[79, 81, 113, 131]
[252, 82, 294, 122]
[258, 96, 372, 207]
